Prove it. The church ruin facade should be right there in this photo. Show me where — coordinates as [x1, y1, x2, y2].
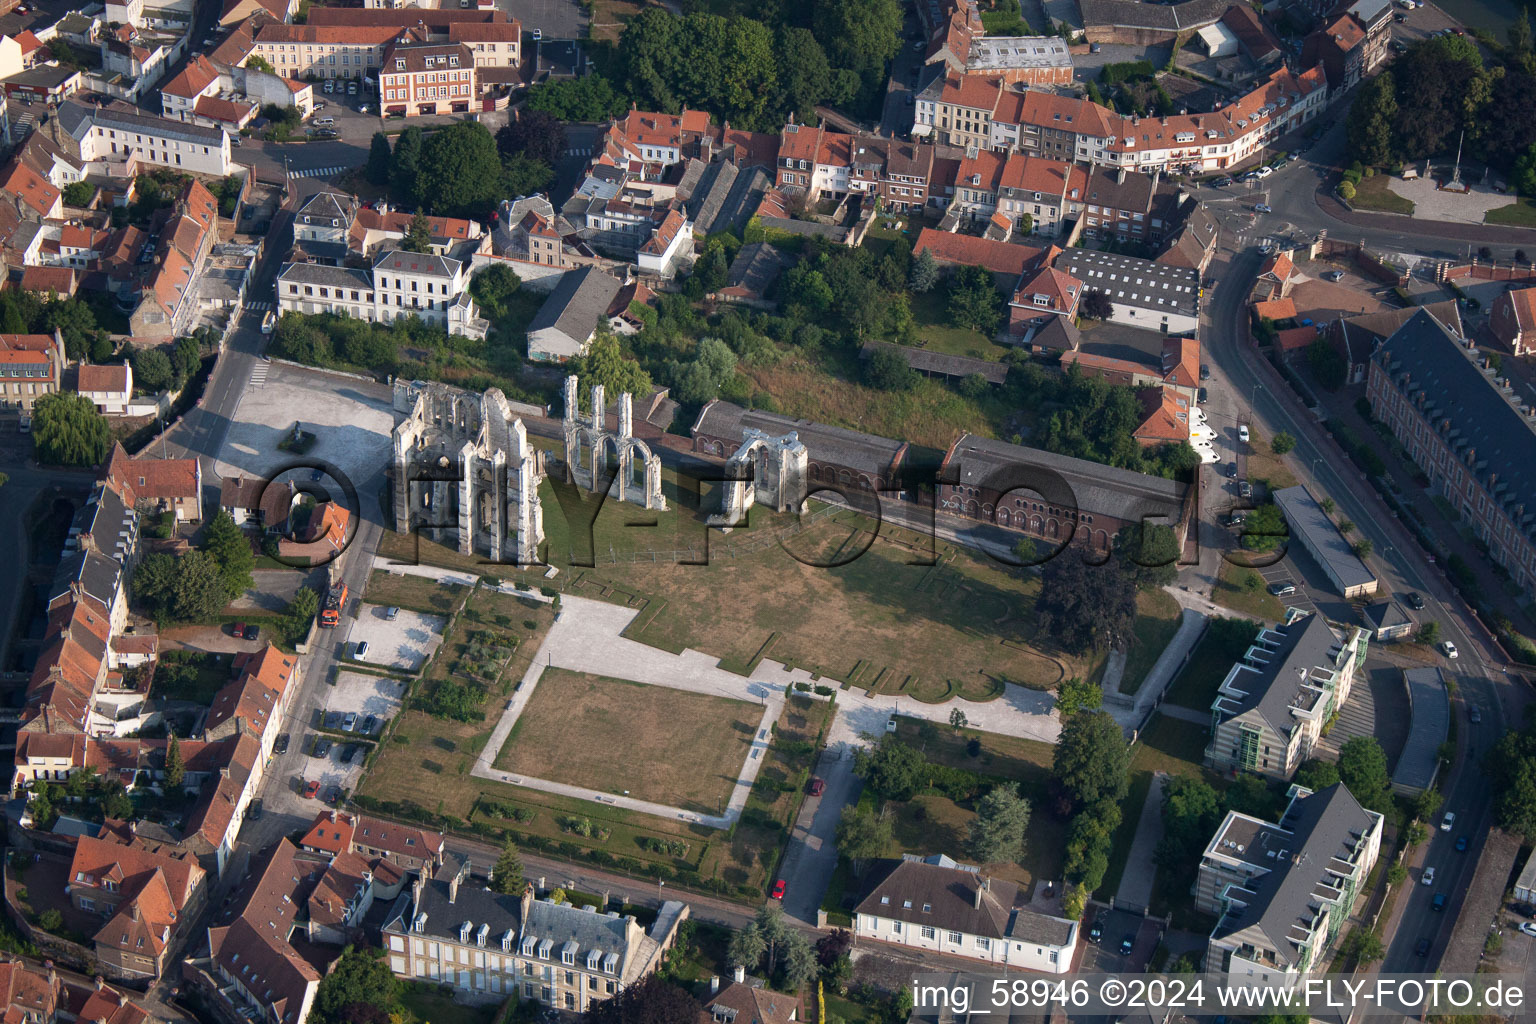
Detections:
[392, 382, 547, 564]
[713, 427, 808, 525]
[560, 375, 666, 510]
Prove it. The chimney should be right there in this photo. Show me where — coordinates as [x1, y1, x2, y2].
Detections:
[733, 965, 746, 984]
[94, 976, 105, 992]
[1116, 166, 1126, 184]
[520, 882, 534, 924]
[973, 883, 984, 909]
[710, 976, 720, 995]
[46, 963, 56, 989]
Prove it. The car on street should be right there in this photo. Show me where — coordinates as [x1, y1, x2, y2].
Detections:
[303, 779, 321, 799]
[1256, 165, 1274, 177]
[1200, 364, 1211, 380]
[1267, 582, 1296, 597]
[1239, 480, 1253, 499]
[1469, 706, 1482, 723]
[1212, 176, 1233, 187]
[1432, 892, 1447, 911]
[1198, 387, 1209, 403]
[244, 624, 259, 641]
[532, 28, 542, 40]
[1521, 922, 1536, 937]
[261, 310, 276, 334]
[1227, 462, 1238, 478]
[771, 879, 786, 900]
[1119, 935, 1134, 957]
[347, 80, 358, 95]
[1254, 203, 1272, 213]
[1088, 920, 1102, 943]
[1405, 592, 1426, 609]
[1455, 835, 1469, 852]
[275, 733, 290, 754]
[1416, 938, 1430, 957]
[355, 641, 369, 660]
[1440, 640, 1459, 659]
[311, 129, 339, 140]
[1421, 866, 1436, 885]
[809, 778, 825, 796]
[1441, 811, 1455, 831]
[1238, 424, 1250, 442]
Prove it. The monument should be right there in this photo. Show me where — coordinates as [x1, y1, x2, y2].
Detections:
[560, 375, 667, 510]
[712, 427, 809, 526]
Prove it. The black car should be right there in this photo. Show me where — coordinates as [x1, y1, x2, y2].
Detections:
[1088, 921, 1102, 944]
[1415, 938, 1430, 957]
[1212, 176, 1233, 187]
[1405, 592, 1426, 610]
[1431, 892, 1447, 911]
[1200, 364, 1212, 381]
[249, 799, 263, 820]
[1198, 387, 1209, 403]
[275, 733, 290, 754]
[1119, 935, 1134, 956]
[314, 737, 334, 758]
[361, 714, 378, 734]
[1227, 462, 1238, 478]
[1511, 902, 1536, 917]
[243, 624, 259, 641]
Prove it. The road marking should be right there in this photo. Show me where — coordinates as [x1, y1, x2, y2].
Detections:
[288, 165, 345, 179]
[250, 362, 269, 388]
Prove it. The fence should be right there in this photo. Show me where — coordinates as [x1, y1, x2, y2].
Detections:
[1433, 260, 1536, 284]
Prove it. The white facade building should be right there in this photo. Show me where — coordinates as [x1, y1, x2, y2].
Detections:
[60, 102, 234, 177]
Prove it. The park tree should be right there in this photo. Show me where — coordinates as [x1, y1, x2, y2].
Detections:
[202, 511, 255, 602]
[567, 332, 652, 404]
[1338, 736, 1393, 814]
[1035, 554, 1137, 655]
[526, 74, 630, 122]
[949, 708, 968, 733]
[864, 347, 918, 391]
[853, 736, 925, 800]
[501, 153, 556, 199]
[310, 947, 397, 1024]
[1054, 677, 1102, 717]
[164, 734, 184, 789]
[401, 212, 433, 254]
[947, 264, 1002, 334]
[1079, 288, 1114, 321]
[32, 392, 111, 467]
[966, 786, 1032, 864]
[1051, 711, 1131, 811]
[908, 248, 939, 292]
[132, 348, 174, 392]
[834, 804, 892, 871]
[1345, 70, 1398, 168]
[496, 109, 568, 166]
[489, 839, 524, 895]
[583, 977, 700, 1024]
[1271, 431, 1296, 454]
[366, 132, 393, 186]
[1295, 758, 1341, 791]
[1114, 521, 1181, 588]
[418, 122, 505, 219]
[390, 126, 424, 208]
[1154, 776, 1221, 889]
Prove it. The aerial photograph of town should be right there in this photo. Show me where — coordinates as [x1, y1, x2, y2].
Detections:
[1, 0, 1535, 1018]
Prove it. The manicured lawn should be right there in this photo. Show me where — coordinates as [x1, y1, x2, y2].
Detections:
[1117, 589, 1183, 694]
[1163, 618, 1258, 711]
[1348, 175, 1414, 215]
[892, 719, 1055, 778]
[363, 569, 467, 616]
[496, 668, 759, 814]
[1214, 560, 1286, 621]
[1099, 768, 1151, 899]
[396, 983, 500, 1024]
[905, 289, 1013, 361]
[1243, 430, 1299, 494]
[1485, 198, 1536, 227]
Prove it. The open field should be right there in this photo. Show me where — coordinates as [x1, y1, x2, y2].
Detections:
[1485, 198, 1536, 226]
[1244, 431, 1300, 494]
[496, 668, 759, 814]
[364, 570, 467, 616]
[1349, 175, 1415, 215]
[1214, 560, 1286, 621]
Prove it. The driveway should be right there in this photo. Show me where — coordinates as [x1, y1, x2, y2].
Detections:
[775, 744, 861, 924]
[1112, 771, 1167, 913]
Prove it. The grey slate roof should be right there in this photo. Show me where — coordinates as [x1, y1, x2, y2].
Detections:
[1214, 614, 1340, 737]
[59, 100, 226, 147]
[693, 400, 908, 479]
[384, 876, 522, 942]
[943, 433, 1188, 522]
[1273, 486, 1377, 593]
[1077, 0, 1228, 30]
[76, 481, 135, 562]
[528, 266, 623, 344]
[1030, 316, 1081, 352]
[854, 856, 1076, 947]
[277, 262, 375, 290]
[1361, 601, 1409, 632]
[49, 549, 121, 611]
[1393, 667, 1448, 792]
[1054, 248, 1201, 317]
[722, 241, 789, 299]
[860, 341, 1007, 384]
[687, 161, 771, 237]
[1212, 783, 1378, 963]
[372, 249, 461, 279]
[523, 897, 638, 976]
[296, 191, 356, 228]
[1373, 309, 1536, 549]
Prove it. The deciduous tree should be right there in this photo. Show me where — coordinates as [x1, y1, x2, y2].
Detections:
[1338, 736, 1393, 813]
[966, 786, 1031, 864]
[496, 109, 568, 166]
[31, 392, 110, 467]
[1079, 288, 1114, 321]
[417, 122, 505, 219]
[1051, 711, 1131, 810]
[582, 976, 700, 1024]
[834, 804, 891, 871]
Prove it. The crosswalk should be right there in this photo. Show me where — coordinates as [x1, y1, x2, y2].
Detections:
[566, 147, 591, 157]
[250, 360, 271, 388]
[11, 111, 34, 141]
[247, 301, 273, 312]
[288, 165, 347, 179]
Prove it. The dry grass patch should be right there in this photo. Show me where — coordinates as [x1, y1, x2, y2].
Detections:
[496, 668, 760, 814]
[364, 569, 468, 616]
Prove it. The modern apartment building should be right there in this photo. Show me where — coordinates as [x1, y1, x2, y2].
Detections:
[1368, 308, 1536, 598]
[1199, 783, 1382, 985]
[1206, 612, 1368, 780]
[381, 864, 688, 1010]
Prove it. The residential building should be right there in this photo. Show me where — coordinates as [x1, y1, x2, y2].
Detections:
[0, 959, 62, 1023]
[0, 331, 65, 417]
[1060, 335, 1200, 402]
[1367, 309, 1536, 598]
[1490, 284, 1536, 357]
[1052, 248, 1201, 334]
[914, 73, 1003, 150]
[937, 433, 1194, 551]
[276, 250, 486, 338]
[218, 0, 297, 27]
[1301, 14, 1371, 90]
[59, 102, 235, 178]
[380, 863, 688, 1008]
[379, 41, 477, 116]
[495, 195, 594, 270]
[68, 833, 208, 979]
[852, 854, 1078, 972]
[1360, 601, 1412, 642]
[1198, 783, 1382, 985]
[703, 981, 799, 1024]
[0, 155, 63, 219]
[104, 442, 203, 521]
[298, 809, 446, 873]
[78, 363, 134, 414]
[912, 228, 1044, 281]
[996, 153, 1086, 238]
[291, 191, 358, 264]
[248, 22, 400, 81]
[526, 266, 624, 363]
[1206, 612, 1368, 780]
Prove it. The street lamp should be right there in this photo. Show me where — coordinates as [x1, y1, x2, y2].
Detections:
[1251, 382, 1263, 405]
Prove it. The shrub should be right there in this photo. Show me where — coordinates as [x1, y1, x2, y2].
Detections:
[1338, 181, 1357, 201]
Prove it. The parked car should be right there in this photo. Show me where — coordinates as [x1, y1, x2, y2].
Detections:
[385, 606, 400, 620]
[303, 779, 321, 799]
[1238, 424, 1250, 442]
[1254, 203, 1272, 213]
[261, 310, 276, 334]
[1268, 582, 1296, 597]
[250, 799, 263, 819]
[808, 778, 826, 796]
[1119, 935, 1134, 956]
[312, 129, 339, 140]
[771, 879, 786, 900]
[1405, 592, 1426, 610]
[244, 624, 259, 641]
[1440, 640, 1459, 659]
[1227, 461, 1238, 478]
[232, 621, 246, 637]
[362, 714, 378, 735]
[354, 641, 369, 660]
[1198, 387, 1209, 403]
[347, 80, 358, 95]
[1200, 364, 1211, 380]
[1227, 511, 1247, 527]
[1324, 270, 1345, 281]
[532, 27, 542, 40]
[1455, 835, 1468, 852]
[1239, 480, 1253, 499]
[323, 79, 335, 93]
[1521, 922, 1536, 937]
[1421, 866, 1435, 885]
[275, 734, 290, 754]
[342, 712, 358, 732]
[315, 738, 334, 757]
[1256, 165, 1274, 177]
[1441, 811, 1455, 831]
[314, 116, 335, 127]
[1431, 892, 1447, 911]
[1088, 920, 1102, 943]
[1212, 176, 1233, 187]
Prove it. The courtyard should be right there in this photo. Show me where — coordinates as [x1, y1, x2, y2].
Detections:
[495, 668, 762, 815]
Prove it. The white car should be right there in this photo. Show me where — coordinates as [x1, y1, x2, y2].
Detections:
[1441, 812, 1455, 832]
[1197, 448, 1220, 464]
[1520, 922, 1536, 937]
[1440, 640, 1459, 659]
[1421, 867, 1436, 886]
[1238, 424, 1250, 443]
[1256, 165, 1274, 178]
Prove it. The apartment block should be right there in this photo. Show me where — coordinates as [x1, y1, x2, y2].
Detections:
[0, 331, 65, 416]
[1368, 309, 1536, 597]
[1206, 612, 1368, 780]
[379, 42, 477, 116]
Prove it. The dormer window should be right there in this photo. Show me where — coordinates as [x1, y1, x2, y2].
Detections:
[538, 938, 553, 960]
[396, 59, 406, 70]
[521, 936, 537, 956]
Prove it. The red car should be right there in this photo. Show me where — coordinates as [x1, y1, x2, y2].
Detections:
[808, 778, 825, 796]
[771, 879, 786, 900]
[303, 779, 321, 799]
[231, 621, 246, 637]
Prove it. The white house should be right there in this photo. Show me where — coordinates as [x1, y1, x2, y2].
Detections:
[77, 363, 133, 414]
[276, 249, 488, 338]
[526, 266, 623, 363]
[60, 101, 235, 178]
[853, 855, 1079, 974]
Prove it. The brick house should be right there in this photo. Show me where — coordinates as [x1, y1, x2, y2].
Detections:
[1490, 285, 1536, 357]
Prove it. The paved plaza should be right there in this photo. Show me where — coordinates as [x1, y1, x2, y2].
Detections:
[1389, 176, 1522, 225]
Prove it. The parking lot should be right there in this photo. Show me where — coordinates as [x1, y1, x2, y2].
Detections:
[498, 0, 586, 40]
[344, 602, 447, 671]
[327, 669, 407, 725]
[1078, 907, 1161, 972]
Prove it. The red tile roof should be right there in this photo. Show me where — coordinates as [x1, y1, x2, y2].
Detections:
[105, 443, 200, 505]
[0, 156, 60, 217]
[914, 228, 1042, 278]
[1252, 297, 1297, 321]
[163, 55, 219, 99]
[78, 363, 131, 396]
[19, 265, 76, 297]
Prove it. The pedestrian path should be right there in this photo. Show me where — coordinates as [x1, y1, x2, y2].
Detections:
[1114, 772, 1167, 913]
[246, 301, 273, 312]
[11, 111, 33, 141]
[289, 165, 346, 179]
[249, 360, 270, 388]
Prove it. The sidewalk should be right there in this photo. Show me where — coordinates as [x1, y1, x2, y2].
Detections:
[1113, 771, 1168, 913]
[1315, 188, 1536, 247]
